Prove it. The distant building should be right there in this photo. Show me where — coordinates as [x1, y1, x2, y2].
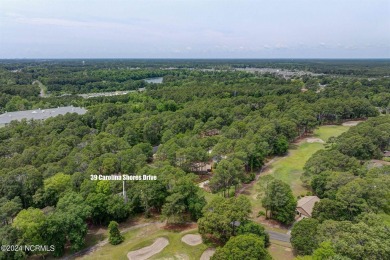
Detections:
[368, 159, 390, 169]
[0, 106, 87, 125]
[296, 196, 320, 218]
[383, 151, 390, 157]
[200, 129, 220, 138]
[191, 162, 213, 173]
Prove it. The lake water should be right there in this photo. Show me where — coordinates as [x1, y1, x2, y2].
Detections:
[144, 77, 163, 84]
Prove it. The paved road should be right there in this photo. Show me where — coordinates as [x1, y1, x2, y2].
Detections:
[267, 230, 291, 243]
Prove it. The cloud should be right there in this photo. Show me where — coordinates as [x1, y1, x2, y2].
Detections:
[10, 15, 123, 29]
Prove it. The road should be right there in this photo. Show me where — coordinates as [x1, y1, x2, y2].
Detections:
[267, 230, 291, 243]
[32, 80, 48, 98]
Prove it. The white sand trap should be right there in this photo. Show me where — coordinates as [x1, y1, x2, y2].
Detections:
[306, 138, 325, 143]
[127, 237, 169, 260]
[181, 234, 202, 246]
[200, 248, 216, 260]
[342, 121, 362, 126]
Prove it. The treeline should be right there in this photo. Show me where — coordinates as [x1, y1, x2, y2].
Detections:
[292, 116, 390, 259]
[2, 59, 390, 76]
[41, 69, 166, 94]
[1, 61, 390, 113]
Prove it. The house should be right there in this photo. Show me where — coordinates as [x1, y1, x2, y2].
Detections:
[383, 151, 390, 157]
[296, 196, 320, 218]
[0, 106, 87, 125]
[200, 129, 220, 138]
[191, 162, 213, 173]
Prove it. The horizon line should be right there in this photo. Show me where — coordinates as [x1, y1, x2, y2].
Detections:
[1, 58, 390, 60]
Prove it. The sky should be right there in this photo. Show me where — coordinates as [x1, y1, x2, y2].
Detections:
[0, 0, 389, 59]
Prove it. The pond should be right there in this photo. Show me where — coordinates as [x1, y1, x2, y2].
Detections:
[144, 77, 163, 84]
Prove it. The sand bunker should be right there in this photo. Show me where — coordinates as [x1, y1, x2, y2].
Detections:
[181, 234, 202, 246]
[306, 138, 325, 143]
[342, 121, 362, 126]
[200, 248, 216, 260]
[127, 237, 169, 260]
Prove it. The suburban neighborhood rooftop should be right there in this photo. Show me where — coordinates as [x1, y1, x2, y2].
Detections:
[0, 106, 87, 125]
[296, 196, 320, 218]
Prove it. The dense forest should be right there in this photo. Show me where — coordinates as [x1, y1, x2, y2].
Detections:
[0, 60, 389, 259]
[291, 116, 390, 259]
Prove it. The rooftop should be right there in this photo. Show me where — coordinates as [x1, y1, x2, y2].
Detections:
[297, 196, 320, 217]
[0, 106, 87, 124]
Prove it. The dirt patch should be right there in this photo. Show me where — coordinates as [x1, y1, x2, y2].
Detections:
[342, 121, 363, 126]
[135, 223, 165, 238]
[163, 222, 197, 232]
[306, 138, 325, 143]
[200, 248, 216, 260]
[369, 160, 390, 167]
[127, 237, 169, 260]
[181, 234, 202, 246]
[258, 217, 290, 231]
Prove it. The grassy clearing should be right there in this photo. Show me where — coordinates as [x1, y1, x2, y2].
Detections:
[268, 240, 294, 260]
[245, 125, 350, 219]
[202, 186, 236, 203]
[270, 142, 324, 196]
[313, 125, 349, 142]
[79, 224, 208, 260]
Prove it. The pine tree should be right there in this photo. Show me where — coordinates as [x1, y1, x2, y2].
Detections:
[108, 221, 124, 245]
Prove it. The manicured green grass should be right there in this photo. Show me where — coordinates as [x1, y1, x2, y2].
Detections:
[271, 141, 324, 196]
[264, 125, 350, 196]
[80, 224, 208, 260]
[246, 125, 351, 218]
[313, 125, 349, 142]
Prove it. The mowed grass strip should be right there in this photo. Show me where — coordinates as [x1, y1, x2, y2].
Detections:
[271, 125, 350, 196]
[313, 125, 350, 142]
[79, 224, 207, 260]
[268, 240, 294, 260]
[246, 125, 350, 218]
